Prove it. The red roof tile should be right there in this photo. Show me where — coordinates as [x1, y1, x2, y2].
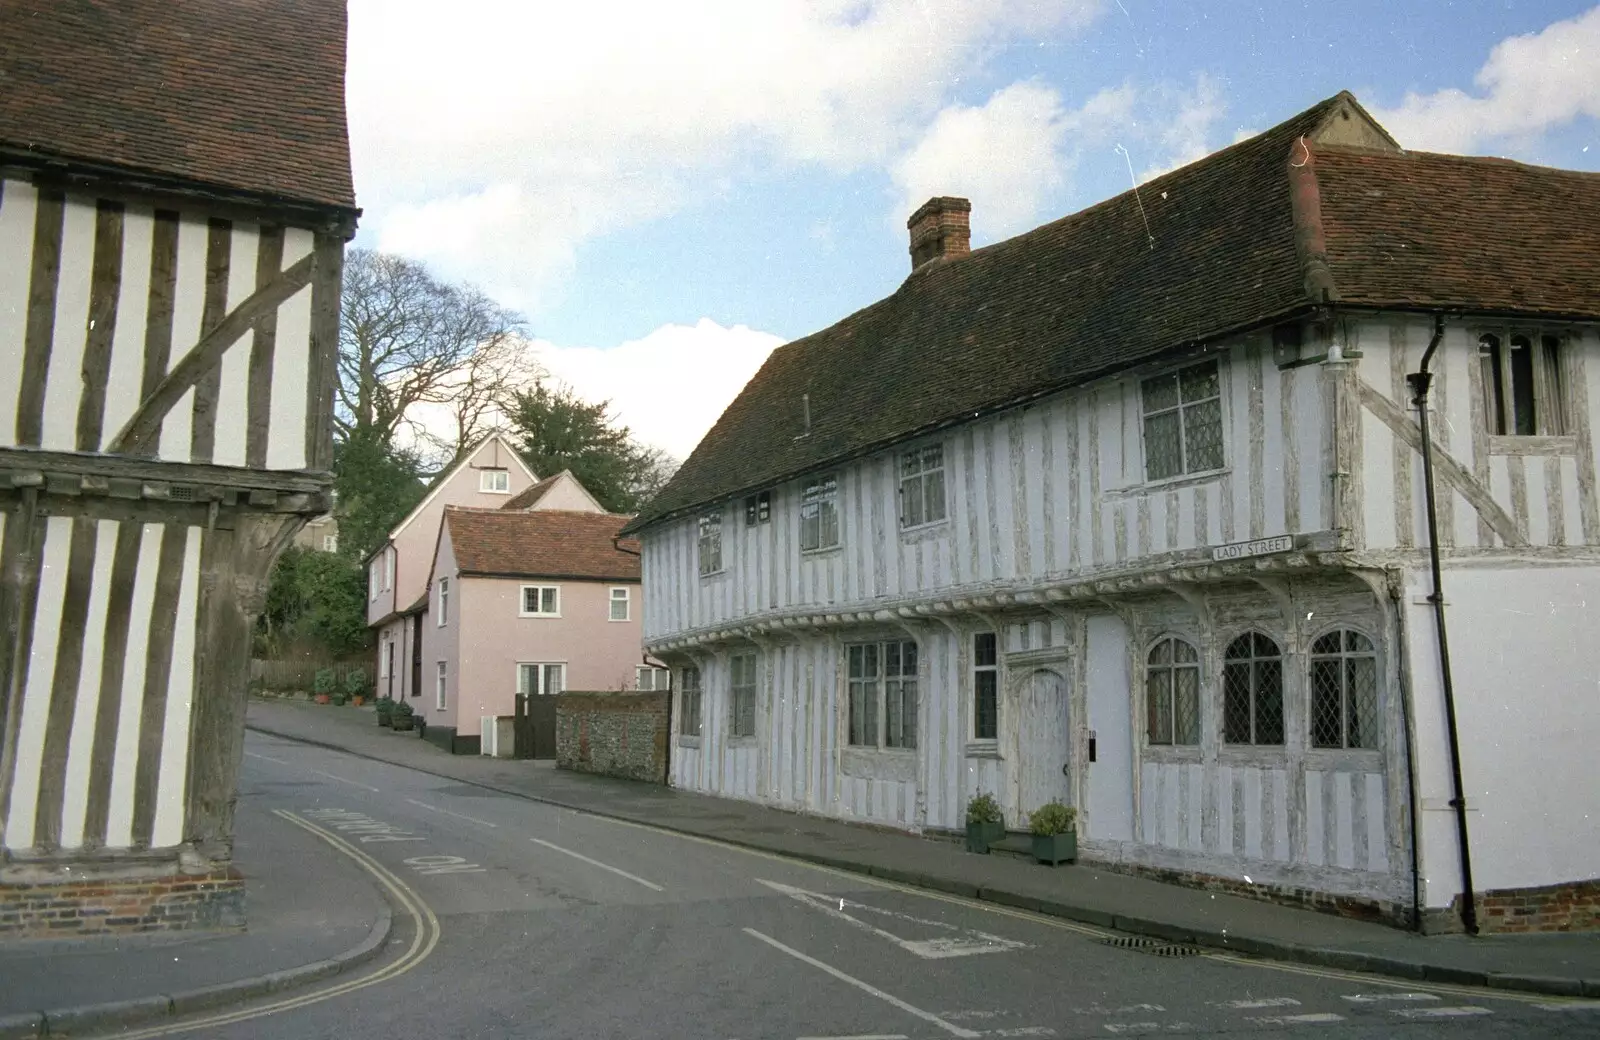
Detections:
[0, 0, 356, 210]
[500, 474, 561, 511]
[444, 508, 640, 582]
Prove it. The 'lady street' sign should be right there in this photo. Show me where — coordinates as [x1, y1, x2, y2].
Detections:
[1211, 535, 1294, 562]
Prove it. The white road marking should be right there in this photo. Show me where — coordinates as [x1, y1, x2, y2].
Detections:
[1102, 1024, 1159, 1034]
[1341, 992, 1440, 1004]
[795, 1035, 908, 1039]
[1075, 1005, 1164, 1015]
[1394, 1006, 1493, 1019]
[993, 1028, 1056, 1037]
[530, 837, 663, 891]
[406, 797, 498, 828]
[1215, 997, 1301, 1009]
[306, 767, 379, 792]
[743, 928, 980, 1039]
[1247, 1013, 1344, 1025]
[1534, 1000, 1600, 1011]
[243, 751, 290, 765]
[757, 879, 1028, 959]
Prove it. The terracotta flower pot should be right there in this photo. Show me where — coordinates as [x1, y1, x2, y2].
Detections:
[314, 694, 330, 705]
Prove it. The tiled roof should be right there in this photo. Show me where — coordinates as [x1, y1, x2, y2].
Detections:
[624, 91, 1600, 534]
[0, 0, 356, 210]
[501, 474, 561, 511]
[444, 508, 641, 582]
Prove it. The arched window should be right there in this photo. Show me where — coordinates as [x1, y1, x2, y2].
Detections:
[1146, 637, 1200, 746]
[1223, 632, 1284, 746]
[1310, 629, 1378, 749]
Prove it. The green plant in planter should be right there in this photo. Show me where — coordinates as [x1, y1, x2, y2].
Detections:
[312, 667, 336, 704]
[1028, 801, 1077, 866]
[375, 695, 396, 727]
[964, 791, 1006, 854]
[391, 700, 416, 731]
[344, 668, 370, 705]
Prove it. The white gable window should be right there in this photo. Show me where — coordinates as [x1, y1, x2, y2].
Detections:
[480, 468, 511, 493]
[609, 586, 630, 621]
[437, 577, 450, 627]
[799, 475, 839, 552]
[1142, 358, 1224, 481]
[323, 534, 338, 552]
[384, 547, 395, 590]
[518, 662, 565, 696]
[899, 445, 946, 528]
[520, 584, 560, 617]
[368, 562, 378, 601]
[697, 512, 723, 576]
[636, 666, 670, 691]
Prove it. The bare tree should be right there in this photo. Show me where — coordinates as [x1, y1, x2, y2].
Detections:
[337, 249, 538, 463]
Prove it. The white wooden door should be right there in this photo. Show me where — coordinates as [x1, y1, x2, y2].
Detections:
[1086, 614, 1135, 840]
[1016, 668, 1072, 826]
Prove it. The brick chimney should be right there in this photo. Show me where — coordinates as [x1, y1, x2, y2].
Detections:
[907, 196, 971, 270]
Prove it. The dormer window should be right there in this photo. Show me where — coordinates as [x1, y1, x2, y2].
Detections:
[480, 468, 511, 493]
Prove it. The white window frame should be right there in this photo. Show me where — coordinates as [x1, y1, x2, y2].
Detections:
[369, 562, 378, 601]
[609, 586, 630, 622]
[323, 534, 338, 552]
[899, 445, 947, 529]
[799, 474, 840, 552]
[437, 576, 450, 627]
[743, 490, 771, 526]
[636, 665, 670, 691]
[729, 652, 758, 739]
[698, 511, 723, 576]
[519, 584, 561, 618]
[971, 631, 998, 743]
[479, 467, 511, 493]
[1140, 358, 1225, 482]
[383, 548, 394, 591]
[678, 665, 703, 737]
[517, 661, 566, 697]
[378, 635, 390, 678]
[435, 661, 447, 710]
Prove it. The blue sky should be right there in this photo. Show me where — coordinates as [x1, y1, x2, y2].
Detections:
[345, 1, 1599, 459]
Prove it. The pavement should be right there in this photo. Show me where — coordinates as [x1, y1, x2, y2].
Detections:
[245, 695, 1600, 1001]
[0, 793, 393, 1040]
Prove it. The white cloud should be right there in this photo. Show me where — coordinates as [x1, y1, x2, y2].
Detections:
[347, 0, 1101, 312]
[535, 319, 786, 461]
[890, 74, 1229, 242]
[1367, 5, 1600, 154]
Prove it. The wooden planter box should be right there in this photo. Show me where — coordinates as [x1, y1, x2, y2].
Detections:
[965, 820, 1006, 854]
[392, 715, 414, 731]
[1031, 830, 1077, 866]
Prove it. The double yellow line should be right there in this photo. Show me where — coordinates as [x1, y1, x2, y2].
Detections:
[110, 810, 441, 1039]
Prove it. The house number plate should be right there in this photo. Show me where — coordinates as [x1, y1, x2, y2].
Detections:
[1211, 535, 1294, 562]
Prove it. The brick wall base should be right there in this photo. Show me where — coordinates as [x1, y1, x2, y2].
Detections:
[0, 868, 245, 938]
[1443, 878, 1600, 934]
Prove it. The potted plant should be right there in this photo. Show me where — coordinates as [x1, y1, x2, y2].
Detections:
[375, 695, 396, 728]
[312, 667, 336, 705]
[965, 791, 1006, 854]
[1028, 801, 1077, 866]
[391, 700, 415, 731]
[345, 667, 369, 707]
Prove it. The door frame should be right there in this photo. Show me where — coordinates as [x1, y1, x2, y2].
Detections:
[1004, 652, 1075, 825]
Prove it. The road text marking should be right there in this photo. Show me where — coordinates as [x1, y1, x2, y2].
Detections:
[301, 808, 424, 842]
[404, 854, 487, 875]
[1247, 1013, 1344, 1025]
[530, 837, 663, 891]
[1534, 1000, 1600, 1011]
[743, 928, 980, 1039]
[406, 797, 498, 828]
[1216, 997, 1300, 1009]
[1394, 1006, 1493, 1019]
[757, 878, 1027, 959]
[1342, 993, 1440, 1004]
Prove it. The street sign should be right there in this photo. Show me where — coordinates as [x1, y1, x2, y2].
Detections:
[1211, 535, 1294, 562]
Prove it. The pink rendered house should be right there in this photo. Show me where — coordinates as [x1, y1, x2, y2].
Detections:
[365, 433, 658, 753]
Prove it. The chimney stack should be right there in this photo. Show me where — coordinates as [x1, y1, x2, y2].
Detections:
[907, 196, 971, 270]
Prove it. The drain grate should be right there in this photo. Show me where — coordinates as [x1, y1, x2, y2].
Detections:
[1097, 935, 1202, 957]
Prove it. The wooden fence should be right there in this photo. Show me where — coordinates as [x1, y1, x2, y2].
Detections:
[250, 656, 373, 693]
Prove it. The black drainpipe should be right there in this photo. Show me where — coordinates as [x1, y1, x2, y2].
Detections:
[1404, 314, 1478, 936]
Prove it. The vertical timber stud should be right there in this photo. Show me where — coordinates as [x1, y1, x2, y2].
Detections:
[245, 227, 285, 469]
[0, 490, 46, 844]
[305, 235, 343, 472]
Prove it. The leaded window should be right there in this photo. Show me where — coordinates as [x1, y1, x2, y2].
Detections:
[973, 632, 998, 741]
[1222, 632, 1284, 746]
[1310, 630, 1378, 750]
[799, 475, 839, 551]
[899, 445, 947, 528]
[698, 511, 723, 575]
[1479, 332, 1565, 436]
[1142, 359, 1224, 480]
[1146, 637, 1200, 746]
[730, 652, 758, 738]
[678, 665, 702, 736]
[847, 640, 918, 749]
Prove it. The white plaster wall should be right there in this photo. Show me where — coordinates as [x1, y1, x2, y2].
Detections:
[1404, 562, 1600, 904]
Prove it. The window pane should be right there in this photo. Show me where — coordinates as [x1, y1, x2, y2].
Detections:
[1255, 658, 1284, 745]
[1480, 336, 1506, 436]
[1310, 657, 1343, 748]
[1225, 635, 1254, 660]
[1253, 632, 1280, 658]
[974, 670, 997, 740]
[1347, 654, 1378, 749]
[821, 499, 839, 547]
[884, 641, 900, 675]
[1174, 666, 1200, 745]
[863, 643, 878, 677]
[800, 505, 819, 550]
[544, 664, 563, 695]
[1541, 335, 1566, 435]
[892, 679, 917, 749]
[1142, 372, 1179, 413]
[1149, 638, 1173, 666]
[1144, 411, 1181, 480]
[1311, 631, 1342, 655]
[1146, 668, 1173, 744]
[974, 632, 997, 667]
[900, 450, 922, 477]
[848, 644, 864, 679]
[885, 679, 902, 747]
[923, 467, 946, 523]
[1510, 335, 1536, 435]
[901, 476, 924, 527]
[1173, 639, 1199, 664]
[519, 664, 536, 695]
[1182, 395, 1224, 472]
[1223, 662, 1253, 743]
[900, 640, 917, 675]
[541, 587, 557, 613]
[1179, 360, 1219, 402]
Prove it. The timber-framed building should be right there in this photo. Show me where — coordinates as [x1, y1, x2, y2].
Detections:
[0, 1, 355, 933]
[624, 93, 1600, 933]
